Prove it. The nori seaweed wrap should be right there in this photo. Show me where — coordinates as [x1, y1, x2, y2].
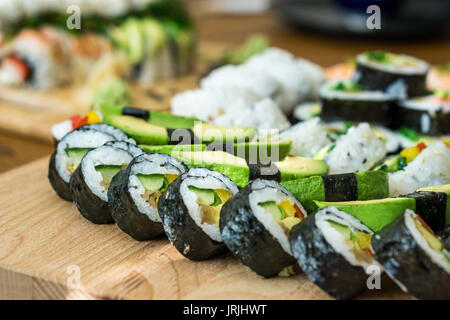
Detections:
[220, 179, 307, 277]
[354, 51, 429, 98]
[108, 153, 187, 241]
[319, 80, 397, 128]
[438, 225, 450, 250]
[48, 126, 118, 201]
[281, 171, 389, 213]
[289, 206, 378, 299]
[372, 209, 450, 299]
[397, 91, 450, 136]
[70, 145, 134, 224]
[158, 167, 239, 260]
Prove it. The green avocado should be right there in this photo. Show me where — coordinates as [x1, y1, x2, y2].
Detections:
[188, 186, 216, 206]
[104, 115, 169, 145]
[149, 111, 199, 129]
[281, 176, 325, 213]
[123, 18, 145, 64]
[136, 174, 165, 191]
[141, 18, 166, 55]
[234, 140, 292, 163]
[275, 156, 328, 181]
[193, 123, 257, 143]
[172, 151, 250, 188]
[414, 219, 443, 251]
[140, 144, 206, 155]
[315, 197, 416, 232]
[95, 165, 123, 187]
[66, 148, 92, 172]
[355, 171, 389, 200]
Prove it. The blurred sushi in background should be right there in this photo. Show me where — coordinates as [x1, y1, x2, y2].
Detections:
[0, 0, 196, 90]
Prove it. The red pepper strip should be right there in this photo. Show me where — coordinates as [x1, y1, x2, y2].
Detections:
[70, 115, 82, 129]
[416, 142, 427, 152]
[4, 55, 30, 82]
[293, 203, 305, 220]
[363, 248, 375, 257]
[416, 215, 434, 234]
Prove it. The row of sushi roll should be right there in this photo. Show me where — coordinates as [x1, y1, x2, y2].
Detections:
[0, 0, 195, 89]
[47, 108, 450, 299]
[46, 44, 449, 299]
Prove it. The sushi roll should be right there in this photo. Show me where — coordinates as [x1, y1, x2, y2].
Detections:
[354, 51, 429, 99]
[371, 209, 450, 300]
[317, 123, 387, 174]
[319, 80, 397, 128]
[70, 144, 134, 224]
[158, 168, 239, 260]
[220, 179, 307, 277]
[108, 153, 187, 241]
[388, 141, 450, 196]
[103, 140, 143, 157]
[48, 126, 119, 201]
[289, 206, 378, 300]
[397, 90, 450, 136]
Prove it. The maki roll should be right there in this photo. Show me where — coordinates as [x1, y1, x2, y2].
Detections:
[289, 207, 377, 300]
[108, 153, 187, 241]
[77, 124, 133, 143]
[354, 51, 429, 98]
[48, 126, 118, 201]
[319, 80, 397, 128]
[220, 179, 307, 277]
[103, 140, 143, 157]
[371, 209, 450, 299]
[158, 168, 239, 260]
[397, 90, 450, 136]
[70, 144, 134, 224]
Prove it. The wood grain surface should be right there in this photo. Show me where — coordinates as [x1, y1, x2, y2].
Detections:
[0, 157, 411, 300]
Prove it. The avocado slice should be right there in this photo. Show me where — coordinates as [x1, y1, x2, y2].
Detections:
[275, 156, 329, 181]
[279, 217, 302, 231]
[193, 123, 257, 144]
[315, 197, 416, 232]
[140, 144, 206, 154]
[149, 111, 199, 129]
[95, 165, 123, 188]
[414, 219, 443, 251]
[259, 201, 285, 220]
[141, 18, 166, 56]
[234, 140, 292, 163]
[188, 186, 216, 206]
[327, 220, 352, 239]
[104, 115, 169, 145]
[66, 148, 92, 172]
[136, 174, 165, 191]
[123, 18, 145, 64]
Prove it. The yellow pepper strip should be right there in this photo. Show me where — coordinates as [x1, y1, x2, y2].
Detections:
[279, 200, 296, 218]
[164, 174, 179, 183]
[87, 111, 102, 124]
[400, 146, 420, 163]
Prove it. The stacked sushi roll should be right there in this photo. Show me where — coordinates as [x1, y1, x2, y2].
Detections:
[0, 0, 196, 89]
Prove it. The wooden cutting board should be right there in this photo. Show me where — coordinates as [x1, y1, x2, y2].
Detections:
[0, 41, 226, 144]
[0, 157, 411, 300]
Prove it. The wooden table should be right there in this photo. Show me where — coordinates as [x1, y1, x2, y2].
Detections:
[0, 11, 449, 170]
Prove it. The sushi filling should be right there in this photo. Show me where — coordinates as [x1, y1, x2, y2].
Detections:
[95, 165, 127, 190]
[320, 80, 391, 101]
[316, 207, 376, 269]
[66, 148, 92, 174]
[181, 169, 239, 242]
[0, 54, 32, 86]
[249, 179, 307, 255]
[136, 173, 178, 211]
[405, 210, 450, 273]
[357, 51, 429, 75]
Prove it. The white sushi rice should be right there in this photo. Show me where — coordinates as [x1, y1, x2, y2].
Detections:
[249, 179, 306, 256]
[81, 145, 133, 201]
[55, 130, 116, 183]
[319, 80, 393, 101]
[324, 123, 387, 174]
[245, 47, 325, 113]
[315, 206, 377, 271]
[128, 153, 186, 222]
[214, 98, 291, 131]
[389, 141, 450, 196]
[180, 168, 239, 242]
[51, 120, 73, 141]
[404, 209, 450, 274]
[171, 87, 260, 122]
[372, 126, 402, 154]
[201, 64, 283, 107]
[104, 140, 142, 157]
[279, 118, 331, 158]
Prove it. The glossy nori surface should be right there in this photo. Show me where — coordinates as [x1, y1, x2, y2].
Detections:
[322, 173, 358, 202]
[321, 97, 397, 128]
[289, 211, 368, 299]
[371, 213, 450, 299]
[108, 168, 165, 241]
[70, 165, 114, 224]
[220, 183, 296, 278]
[158, 173, 226, 261]
[402, 191, 447, 232]
[355, 62, 428, 98]
[398, 105, 450, 135]
[48, 152, 72, 201]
